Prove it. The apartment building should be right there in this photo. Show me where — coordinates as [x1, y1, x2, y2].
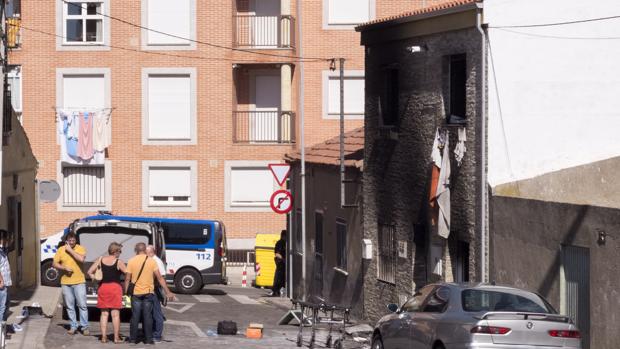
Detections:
[8, 0, 441, 251]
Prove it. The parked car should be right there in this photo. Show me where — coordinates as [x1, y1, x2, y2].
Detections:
[372, 283, 581, 349]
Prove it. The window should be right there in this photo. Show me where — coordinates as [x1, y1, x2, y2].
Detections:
[448, 54, 467, 124]
[142, 68, 196, 144]
[6, 0, 20, 17]
[7, 65, 22, 120]
[323, 70, 364, 119]
[336, 219, 347, 270]
[324, 0, 373, 28]
[143, 161, 197, 211]
[377, 223, 396, 284]
[142, 0, 195, 49]
[63, 1, 103, 43]
[224, 161, 278, 212]
[58, 162, 111, 211]
[401, 285, 435, 312]
[381, 68, 399, 127]
[161, 223, 210, 245]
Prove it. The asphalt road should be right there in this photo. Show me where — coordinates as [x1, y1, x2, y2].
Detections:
[42, 284, 355, 349]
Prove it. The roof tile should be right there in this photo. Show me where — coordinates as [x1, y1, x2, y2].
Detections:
[285, 127, 364, 167]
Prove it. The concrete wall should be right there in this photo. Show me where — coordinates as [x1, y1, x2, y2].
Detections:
[491, 195, 620, 349]
[362, 25, 483, 321]
[1, 112, 39, 289]
[289, 163, 365, 317]
[485, 0, 620, 186]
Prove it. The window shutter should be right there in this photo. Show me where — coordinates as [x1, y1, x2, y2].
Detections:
[230, 167, 273, 205]
[62, 166, 106, 206]
[328, 0, 370, 24]
[63, 75, 105, 108]
[147, 0, 191, 45]
[147, 75, 191, 140]
[148, 167, 191, 197]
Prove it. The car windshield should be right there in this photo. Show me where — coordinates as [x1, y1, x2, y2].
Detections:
[461, 289, 554, 313]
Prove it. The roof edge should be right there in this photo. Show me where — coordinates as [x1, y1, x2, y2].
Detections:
[356, 1, 481, 32]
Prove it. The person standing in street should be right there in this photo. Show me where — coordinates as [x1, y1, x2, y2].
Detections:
[87, 242, 126, 343]
[272, 230, 287, 297]
[125, 243, 174, 345]
[0, 229, 13, 322]
[52, 232, 89, 335]
[146, 245, 166, 343]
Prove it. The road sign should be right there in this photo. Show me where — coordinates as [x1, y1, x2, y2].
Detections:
[269, 190, 293, 214]
[268, 163, 291, 187]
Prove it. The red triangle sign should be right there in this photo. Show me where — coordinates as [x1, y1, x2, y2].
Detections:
[268, 163, 291, 187]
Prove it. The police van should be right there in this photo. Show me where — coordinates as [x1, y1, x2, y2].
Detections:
[41, 214, 228, 294]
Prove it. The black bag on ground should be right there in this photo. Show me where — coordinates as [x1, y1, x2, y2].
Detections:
[217, 320, 238, 335]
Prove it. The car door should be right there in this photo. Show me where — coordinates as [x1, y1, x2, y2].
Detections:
[384, 285, 436, 349]
[411, 286, 450, 349]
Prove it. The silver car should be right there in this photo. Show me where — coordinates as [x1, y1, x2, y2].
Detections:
[372, 283, 582, 349]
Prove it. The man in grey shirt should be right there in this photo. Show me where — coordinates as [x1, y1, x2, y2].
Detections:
[146, 245, 166, 343]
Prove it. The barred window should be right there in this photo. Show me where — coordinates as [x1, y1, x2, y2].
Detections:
[377, 223, 396, 284]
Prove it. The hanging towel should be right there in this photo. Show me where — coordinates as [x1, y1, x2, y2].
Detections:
[454, 127, 466, 166]
[93, 110, 111, 151]
[66, 112, 80, 158]
[77, 111, 94, 160]
[429, 128, 443, 226]
[436, 136, 451, 239]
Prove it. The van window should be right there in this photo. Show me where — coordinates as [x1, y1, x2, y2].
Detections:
[161, 223, 210, 245]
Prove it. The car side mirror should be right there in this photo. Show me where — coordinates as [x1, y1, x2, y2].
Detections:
[387, 303, 399, 313]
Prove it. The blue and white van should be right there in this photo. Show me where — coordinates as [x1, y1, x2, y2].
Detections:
[40, 214, 228, 294]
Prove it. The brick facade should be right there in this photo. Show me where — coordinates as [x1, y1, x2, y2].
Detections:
[10, 0, 424, 243]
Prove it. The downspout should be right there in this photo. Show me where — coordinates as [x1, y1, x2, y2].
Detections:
[475, 2, 488, 283]
[296, 0, 307, 300]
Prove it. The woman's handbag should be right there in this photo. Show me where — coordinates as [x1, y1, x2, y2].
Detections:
[126, 256, 148, 297]
[93, 257, 103, 281]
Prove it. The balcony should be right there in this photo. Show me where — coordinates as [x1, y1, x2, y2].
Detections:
[6, 17, 21, 49]
[233, 111, 295, 144]
[233, 14, 295, 49]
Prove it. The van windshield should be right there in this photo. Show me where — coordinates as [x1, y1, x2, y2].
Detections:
[77, 226, 151, 263]
[461, 289, 554, 314]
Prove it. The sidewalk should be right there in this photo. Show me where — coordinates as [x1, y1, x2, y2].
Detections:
[5, 286, 62, 349]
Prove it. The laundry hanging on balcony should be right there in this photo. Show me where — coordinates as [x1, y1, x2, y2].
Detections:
[57, 108, 112, 165]
[429, 128, 451, 239]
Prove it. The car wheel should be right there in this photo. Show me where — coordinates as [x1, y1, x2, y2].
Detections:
[41, 260, 61, 287]
[174, 268, 203, 294]
[372, 334, 384, 349]
[434, 343, 446, 349]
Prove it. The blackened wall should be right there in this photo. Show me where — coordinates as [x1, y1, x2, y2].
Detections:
[491, 196, 620, 349]
[362, 26, 484, 321]
[289, 163, 365, 318]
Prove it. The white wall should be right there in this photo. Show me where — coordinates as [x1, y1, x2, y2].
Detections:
[485, 0, 620, 186]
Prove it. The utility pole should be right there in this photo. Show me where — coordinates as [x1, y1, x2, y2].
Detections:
[339, 58, 345, 208]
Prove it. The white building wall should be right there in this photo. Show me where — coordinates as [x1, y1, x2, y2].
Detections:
[485, 0, 620, 187]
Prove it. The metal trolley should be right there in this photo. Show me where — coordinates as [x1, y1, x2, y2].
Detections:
[292, 299, 351, 349]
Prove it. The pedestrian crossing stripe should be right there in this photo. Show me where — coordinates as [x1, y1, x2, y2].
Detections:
[188, 294, 262, 305]
[227, 294, 260, 305]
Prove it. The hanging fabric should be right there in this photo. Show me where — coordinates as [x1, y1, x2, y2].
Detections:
[436, 135, 451, 239]
[429, 128, 442, 226]
[78, 112, 94, 160]
[57, 108, 108, 165]
[93, 110, 112, 152]
[454, 127, 466, 166]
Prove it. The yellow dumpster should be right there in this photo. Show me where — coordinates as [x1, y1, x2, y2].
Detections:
[254, 233, 280, 287]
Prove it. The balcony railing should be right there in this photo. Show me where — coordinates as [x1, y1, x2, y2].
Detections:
[6, 17, 21, 49]
[233, 111, 295, 144]
[233, 15, 295, 49]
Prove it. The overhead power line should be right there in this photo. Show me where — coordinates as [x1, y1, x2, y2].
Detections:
[490, 14, 620, 29]
[494, 27, 620, 40]
[13, 23, 327, 63]
[60, 0, 330, 62]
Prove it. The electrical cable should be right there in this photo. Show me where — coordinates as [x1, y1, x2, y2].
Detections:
[12, 23, 328, 64]
[60, 0, 330, 62]
[493, 27, 620, 40]
[490, 14, 620, 29]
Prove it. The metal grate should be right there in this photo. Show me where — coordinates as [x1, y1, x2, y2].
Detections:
[377, 224, 396, 284]
[233, 110, 295, 144]
[62, 166, 106, 207]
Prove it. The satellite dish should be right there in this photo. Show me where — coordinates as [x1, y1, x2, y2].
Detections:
[39, 180, 61, 202]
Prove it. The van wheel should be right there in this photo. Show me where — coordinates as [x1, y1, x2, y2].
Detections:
[41, 260, 61, 287]
[174, 269, 202, 294]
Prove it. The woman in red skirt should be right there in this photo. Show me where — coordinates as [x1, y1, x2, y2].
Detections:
[88, 242, 127, 343]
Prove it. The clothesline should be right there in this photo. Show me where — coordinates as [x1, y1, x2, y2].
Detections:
[53, 107, 114, 121]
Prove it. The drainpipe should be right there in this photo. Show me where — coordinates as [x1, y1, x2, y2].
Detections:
[475, 2, 488, 283]
[296, 0, 307, 300]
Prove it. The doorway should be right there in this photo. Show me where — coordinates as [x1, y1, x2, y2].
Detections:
[7, 196, 23, 286]
[561, 245, 590, 349]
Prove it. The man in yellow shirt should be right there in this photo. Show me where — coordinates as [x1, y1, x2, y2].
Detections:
[124, 242, 174, 344]
[52, 232, 89, 335]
